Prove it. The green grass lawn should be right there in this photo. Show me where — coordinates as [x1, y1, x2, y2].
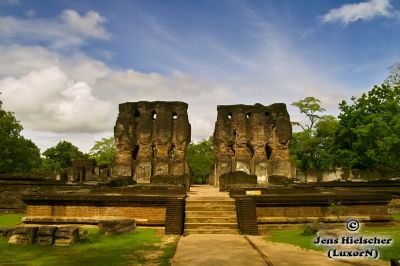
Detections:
[266, 222, 400, 261]
[0, 214, 177, 266]
[392, 214, 400, 221]
[0, 213, 24, 227]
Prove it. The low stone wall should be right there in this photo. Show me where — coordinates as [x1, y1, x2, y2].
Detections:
[26, 205, 165, 225]
[0, 179, 187, 213]
[297, 168, 400, 183]
[22, 190, 186, 234]
[230, 186, 394, 234]
[0, 181, 80, 213]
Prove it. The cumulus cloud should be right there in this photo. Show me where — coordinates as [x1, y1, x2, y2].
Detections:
[60, 10, 109, 39]
[0, 45, 232, 146]
[0, 67, 113, 133]
[322, 0, 395, 25]
[0, 9, 109, 48]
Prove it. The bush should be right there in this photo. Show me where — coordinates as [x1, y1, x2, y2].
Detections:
[302, 222, 319, 236]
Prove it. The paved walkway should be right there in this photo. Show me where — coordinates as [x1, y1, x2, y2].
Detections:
[171, 234, 267, 266]
[171, 185, 387, 266]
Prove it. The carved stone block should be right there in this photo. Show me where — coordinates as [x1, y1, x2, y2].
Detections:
[8, 226, 38, 245]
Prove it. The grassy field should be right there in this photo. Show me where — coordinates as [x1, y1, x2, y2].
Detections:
[0, 213, 24, 227]
[0, 214, 177, 266]
[392, 214, 400, 221]
[265, 221, 400, 261]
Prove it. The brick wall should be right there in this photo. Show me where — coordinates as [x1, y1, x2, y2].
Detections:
[256, 205, 388, 218]
[27, 205, 166, 224]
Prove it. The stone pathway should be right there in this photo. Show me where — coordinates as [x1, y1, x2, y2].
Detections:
[170, 234, 267, 266]
[247, 236, 386, 266]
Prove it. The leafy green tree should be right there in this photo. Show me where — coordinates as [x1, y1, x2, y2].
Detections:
[187, 137, 215, 184]
[291, 96, 338, 174]
[314, 116, 340, 170]
[0, 98, 41, 173]
[43, 141, 86, 170]
[290, 129, 315, 172]
[89, 137, 116, 166]
[291, 96, 326, 130]
[336, 84, 400, 171]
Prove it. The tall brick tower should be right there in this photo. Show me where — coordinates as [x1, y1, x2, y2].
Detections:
[113, 101, 191, 183]
[211, 103, 292, 185]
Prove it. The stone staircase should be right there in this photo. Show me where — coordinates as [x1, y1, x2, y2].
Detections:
[184, 198, 239, 234]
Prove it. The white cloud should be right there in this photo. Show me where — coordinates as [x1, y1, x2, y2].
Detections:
[0, 67, 113, 133]
[0, 45, 233, 151]
[0, 9, 109, 48]
[322, 0, 395, 25]
[60, 9, 109, 39]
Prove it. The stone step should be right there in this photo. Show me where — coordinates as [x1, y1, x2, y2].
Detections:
[185, 205, 236, 211]
[185, 210, 237, 217]
[185, 223, 238, 230]
[185, 217, 238, 223]
[184, 229, 239, 235]
[186, 199, 235, 204]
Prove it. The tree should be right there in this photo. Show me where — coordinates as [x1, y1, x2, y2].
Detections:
[0, 98, 41, 172]
[291, 96, 326, 130]
[385, 62, 400, 87]
[290, 116, 338, 173]
[314, 115, 340, 170]
[187, 137, 215, 184]
[43, 141, 86, 170]
[89, 137, 116, 166]
[290, 96, 338, 174]
[328, 201, 344, 224]
[335, 84, 400, 171]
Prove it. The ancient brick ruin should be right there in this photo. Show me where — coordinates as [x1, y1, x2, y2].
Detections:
[69, 159, 96, 183]
[113, 101, 191, 183]
[212, 103, 293, 185]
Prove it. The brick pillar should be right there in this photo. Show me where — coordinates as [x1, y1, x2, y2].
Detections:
[235, 198, 259, 235]
[165, 198, 185, 234]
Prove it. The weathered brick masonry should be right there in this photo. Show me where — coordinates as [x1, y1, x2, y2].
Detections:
[212, 103, 292, 186]
[113, 101, 191, 183]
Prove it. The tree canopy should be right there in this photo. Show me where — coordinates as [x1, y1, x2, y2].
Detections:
[89, 137, 116, 166]
[0, 98, 41, 173]
[291, 83, 400, 173]
[43, 141, 86, 170]
[290, 116, 339, 172]
[336, 84, 400, 171]
[291, 96, 326, 130]
[187, 137, 215, 184]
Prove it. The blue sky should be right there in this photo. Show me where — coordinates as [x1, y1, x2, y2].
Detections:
[0, 0, 399, 152]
